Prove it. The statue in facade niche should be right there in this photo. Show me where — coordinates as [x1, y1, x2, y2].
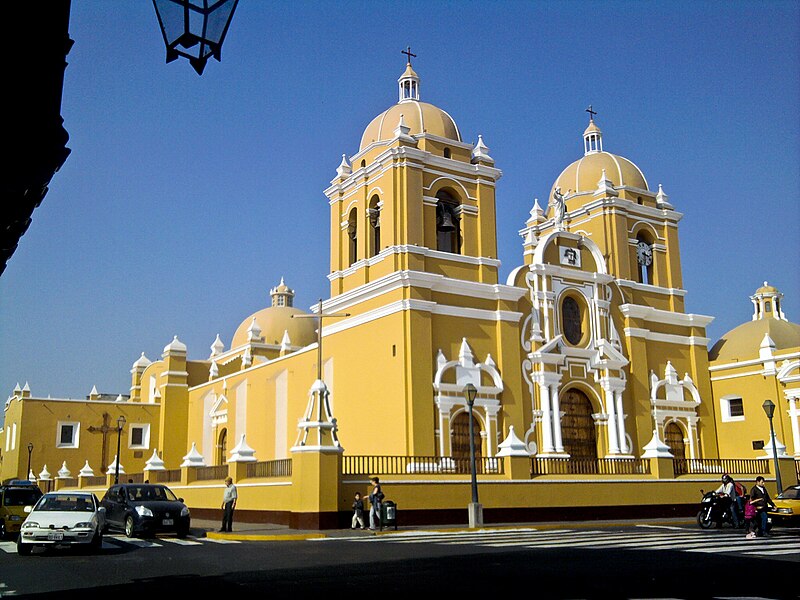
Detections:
[551, 187, 567, 230]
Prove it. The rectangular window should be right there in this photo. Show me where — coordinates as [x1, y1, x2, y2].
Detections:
[721, 397, 745, 422]
[56, 421, 80, 448]
[128, 423, 150, 449]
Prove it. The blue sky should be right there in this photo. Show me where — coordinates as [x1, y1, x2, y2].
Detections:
[1, 0, 798, 409]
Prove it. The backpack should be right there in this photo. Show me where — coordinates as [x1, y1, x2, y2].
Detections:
[734, 482, 746, 498]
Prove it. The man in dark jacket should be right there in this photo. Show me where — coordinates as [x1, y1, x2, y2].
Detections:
[749, 476, 775, 537]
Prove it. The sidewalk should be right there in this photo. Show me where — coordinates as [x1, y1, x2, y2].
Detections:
[190, 516, 697, 542]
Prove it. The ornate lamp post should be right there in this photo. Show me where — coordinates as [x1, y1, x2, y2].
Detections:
[761, 400, 783, 494]
[463, 383, 482, 527]
[26, 443, 34, 480]
[114, 415, 126, 484]
[152, 0, 239, 75]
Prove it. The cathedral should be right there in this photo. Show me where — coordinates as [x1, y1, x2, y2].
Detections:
[2, 59, 798, 523]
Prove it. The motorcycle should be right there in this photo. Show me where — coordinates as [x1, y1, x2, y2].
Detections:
[697, 490, 744, 529]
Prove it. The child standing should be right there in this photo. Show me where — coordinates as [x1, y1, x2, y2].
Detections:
[743, 494, 757, 539]
[351, 492, 366, 529]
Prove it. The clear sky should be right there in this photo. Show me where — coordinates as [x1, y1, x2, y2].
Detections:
[1, 1, 798, 412]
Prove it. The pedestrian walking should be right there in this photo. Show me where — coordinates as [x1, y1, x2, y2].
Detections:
[220, 476, 237, 532]
[749, 476, 775, 537]
[351, 492, 366, 529]
[368, 476, 384, 530]
[743, 495, 758, 539]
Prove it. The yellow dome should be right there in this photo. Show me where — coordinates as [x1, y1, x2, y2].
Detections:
[359, 61, 461, 151]
[231, 306, 317, 349]
[551, 151, 649, 198]
[756, 281, 779, 294]
[359, 101, 461, 151]
[709, 318, 800, 362]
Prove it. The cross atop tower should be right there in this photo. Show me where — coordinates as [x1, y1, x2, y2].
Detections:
[402, 46, 417, 65]
[586, 105, 597, 121]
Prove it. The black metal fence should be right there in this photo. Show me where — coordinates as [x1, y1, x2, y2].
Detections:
[246, 459, 292, 478]
[531, 457, 651, 476]
[342, 455, 504, 476]
[672, 458, 769, 476]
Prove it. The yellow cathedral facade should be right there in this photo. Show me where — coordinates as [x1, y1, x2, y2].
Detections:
[2, 59, 798, 522]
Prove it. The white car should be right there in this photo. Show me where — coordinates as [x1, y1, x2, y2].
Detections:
[17, 491, 105, 555]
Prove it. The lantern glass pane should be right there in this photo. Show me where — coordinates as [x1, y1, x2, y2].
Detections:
[153, 0, 185, 46]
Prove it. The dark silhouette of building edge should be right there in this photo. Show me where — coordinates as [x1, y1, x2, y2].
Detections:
[4, 1, 72, 276]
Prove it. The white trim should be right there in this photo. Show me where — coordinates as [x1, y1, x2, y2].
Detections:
[619, 304, 714, 328]
[710, 369, 775, 381]
[624, 327, 711, 346]
[56, 421, 80, 449]
[128, 423, 151, 449]
[710, 351, 800, 372]
[617, 281, 688, 298]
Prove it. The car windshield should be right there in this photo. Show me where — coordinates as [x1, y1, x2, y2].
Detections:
[3, 488, 42, 506]
[126, 486, 178, 502]
[35, 494, 95, 512]
[779, 487, 800, 500]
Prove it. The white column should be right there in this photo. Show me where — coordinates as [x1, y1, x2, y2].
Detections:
[604, 386, 620, 454]
[539, 382, 555, 453]
[787, 396, 800, 458]
[686, 417, 698, 459]
[551, 385, 564, 453]
[615, 390, 626, 454]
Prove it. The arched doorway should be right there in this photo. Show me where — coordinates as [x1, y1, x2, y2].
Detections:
[664, 422, 686, 460]
[451, 411, 482, 472]
[216, 428, 227, 466]
[560, 389, 597, 461]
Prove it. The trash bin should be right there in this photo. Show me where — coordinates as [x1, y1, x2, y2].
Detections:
[380, 500, 397, 530]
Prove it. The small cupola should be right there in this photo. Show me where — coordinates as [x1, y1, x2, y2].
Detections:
[270, 277, 294, 307]
[583, 105, 602, 154]
[398, 47, 420, 102]
[751, 281, 786, 321]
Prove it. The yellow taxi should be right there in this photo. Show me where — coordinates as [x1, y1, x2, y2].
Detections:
[0, 480, 43, 539]
[767, 484, 800, 528]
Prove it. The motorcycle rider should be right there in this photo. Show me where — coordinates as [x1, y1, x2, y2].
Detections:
[714, 474, 741, 528]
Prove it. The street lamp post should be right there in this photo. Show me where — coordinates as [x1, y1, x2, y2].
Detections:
[463, 383, 482, 528]
[114, 415, 126, 485]
[761, 400, 783, 495]
[26, 443, 33, 480]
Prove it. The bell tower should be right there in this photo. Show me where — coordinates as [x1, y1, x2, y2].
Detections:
[324, 55, 503, 299]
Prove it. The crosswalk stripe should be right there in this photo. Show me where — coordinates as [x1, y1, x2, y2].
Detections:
[334, 527, 800, 561]
[159, 537, 203, 546]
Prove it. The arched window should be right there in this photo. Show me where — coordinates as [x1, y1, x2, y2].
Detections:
[368, 196, 381, 257]
[436, 190, 460, 254]
[562, 296, 582, 345]
[347, 208, 358, 266]
[443, 147, 451, 159]
[635, 233, 653, 284]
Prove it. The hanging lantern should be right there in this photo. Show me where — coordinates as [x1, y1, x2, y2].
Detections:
[152, 0, 239, 75]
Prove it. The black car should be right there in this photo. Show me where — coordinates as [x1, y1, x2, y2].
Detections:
[100, 483, 190, 538]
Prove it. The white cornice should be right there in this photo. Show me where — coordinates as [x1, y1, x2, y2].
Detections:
[328, 244, 502, 282]
[624, 327, 710, 347]
[322, 268, 526, 316]
[326, 145, 502, 199]
[710, 351, 800, 372]
[617, 280, 688, 297]
[619, 304, 714, 328]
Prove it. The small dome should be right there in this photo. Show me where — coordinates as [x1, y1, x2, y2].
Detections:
[231, 305, 317, 348]
[231, 280, 317, 349]
[551, 151, 648, 199]
[756, 281, 779, 294]
[551, 118, 648, 199]
[359, 61, 461, 151]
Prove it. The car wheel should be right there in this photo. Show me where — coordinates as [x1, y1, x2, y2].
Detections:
[16, 541, 32, 556]
[177, 526, 189, 538]
[124, 516, 136, 538]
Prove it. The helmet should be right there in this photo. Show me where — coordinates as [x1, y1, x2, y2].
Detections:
[722, 474, 731, 482]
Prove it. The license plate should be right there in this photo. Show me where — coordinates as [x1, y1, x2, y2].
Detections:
[162, 519, 173, 526]
[47, 531, 64, 541]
